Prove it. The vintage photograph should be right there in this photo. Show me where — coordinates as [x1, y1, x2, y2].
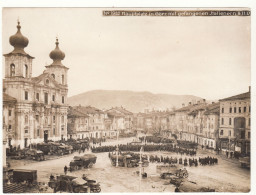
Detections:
[2, 7, 251, 193]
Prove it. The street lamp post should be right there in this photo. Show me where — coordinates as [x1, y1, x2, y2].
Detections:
[116, 129, 119, 167]
[139, 146, 143, 192]
[228, 135, 231, 158]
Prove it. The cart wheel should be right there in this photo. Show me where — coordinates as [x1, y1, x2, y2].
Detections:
[73, 186, 80, 193]
[88, 163, 93, 168]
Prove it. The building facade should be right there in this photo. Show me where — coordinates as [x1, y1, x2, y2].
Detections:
[3, 22, 69, 149]
[219, 89, 251, 156]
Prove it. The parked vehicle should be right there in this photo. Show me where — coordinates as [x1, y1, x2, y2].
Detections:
[13, 169, 37, 184]
[109, 152, 149, 168]
[26, 149, 45, 161]
[37, 143, 51, 155]
[239, 156, 250, 168]
[48, 174, 100, 193]
[82, 175, 101, 193]
[69, 154, 97, 171]
[179, 180, 215, 192]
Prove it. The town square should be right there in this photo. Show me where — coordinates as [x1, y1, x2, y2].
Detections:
[2, 7, 252, 193]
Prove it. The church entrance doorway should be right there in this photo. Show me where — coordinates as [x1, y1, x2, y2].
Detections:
[44, 130, 48, 142]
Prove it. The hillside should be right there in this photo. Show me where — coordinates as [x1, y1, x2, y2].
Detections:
[67, 90, 203, 113]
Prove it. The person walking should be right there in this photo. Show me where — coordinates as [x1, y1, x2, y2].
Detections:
[64, 165, 68, 175]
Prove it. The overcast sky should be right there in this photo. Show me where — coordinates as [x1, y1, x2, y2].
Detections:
[2, 8, 251, 100]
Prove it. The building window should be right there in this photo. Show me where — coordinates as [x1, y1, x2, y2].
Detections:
[25, 91, 28, 100]
[25, 129, 28, 134]
[53, 116, 56, 123]
[51, 74, 55, 79]
[239, 107, 241, 113]
[10, 64, 15, 77]
[45, 117, 48, 125]
[53, 128, 55, 135]
[229, 130, 231, 136]
[8, 125, 12, 130]
[229, 107, 232, 113]
[62, 75, 64, 84]
[36, 115, 39, 122]
[25, 115, 29, 124]
[8, 110, 12, 117]
[45, 79, 49, 85]
[249, 118, 250, 126]
[229, 118, 232, 125]
[44, 93, 48, 104]
[37, 129, 40, 137]
[61, 127, 64, 131]
[52, 95, 55, 102]
[36, 93, 40, 101]
[234, 107, 237, 113]
[221, 118, 224, 125]
[24, 64, 28, 78]
[244, 107, 246, 112]
[221, 108, 224, 113]
[220, 130, 223, 135]
[248, 132, 250, 139]
[62, 96, 64, 104]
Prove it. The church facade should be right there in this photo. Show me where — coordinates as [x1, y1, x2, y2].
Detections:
[3, 22, 69, 149]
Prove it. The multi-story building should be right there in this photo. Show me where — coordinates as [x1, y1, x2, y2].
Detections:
[67, 107, 89, 139]
[106, 107, 133, 133]
[3, 22, 69, 148]
[219, 88, 251, 156]
[201, 102, 220, 149]
[72, 105, 106, 138]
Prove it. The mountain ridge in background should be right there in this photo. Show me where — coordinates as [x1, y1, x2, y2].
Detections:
[67, 90, 204, 113]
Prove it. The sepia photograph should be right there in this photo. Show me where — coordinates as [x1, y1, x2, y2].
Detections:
[1, 6, 253, 193]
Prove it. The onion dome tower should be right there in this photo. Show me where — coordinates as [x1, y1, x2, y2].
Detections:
[49, 38, 65, 66]
[4, 21, 34, 78]
[44, 37, 69, 85]
[9, 21, 29, 55]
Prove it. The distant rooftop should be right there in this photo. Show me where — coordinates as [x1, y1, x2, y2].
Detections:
[219, 92, 250, 101]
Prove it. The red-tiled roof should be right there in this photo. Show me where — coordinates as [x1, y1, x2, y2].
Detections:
[3, 93, 17, 103]
[219, 92, 250, 101]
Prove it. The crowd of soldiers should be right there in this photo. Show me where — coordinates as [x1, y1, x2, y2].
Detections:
[149, 155, 218, 167]
[91, 143, 197, 156]
[199, 156, 218, 165]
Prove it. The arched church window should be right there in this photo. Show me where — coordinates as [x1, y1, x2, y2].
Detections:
[62, 75, 64, 84]
[45, 79, 49, 85]
[10, 64, 15, 77]
[25, 115, 28, 124]
[24, 65, 28, 78]
[51, 74, 55, 79]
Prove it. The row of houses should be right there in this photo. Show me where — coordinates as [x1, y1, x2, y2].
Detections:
[133, 88, 251, 156]
[67, 106, 133, 140]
